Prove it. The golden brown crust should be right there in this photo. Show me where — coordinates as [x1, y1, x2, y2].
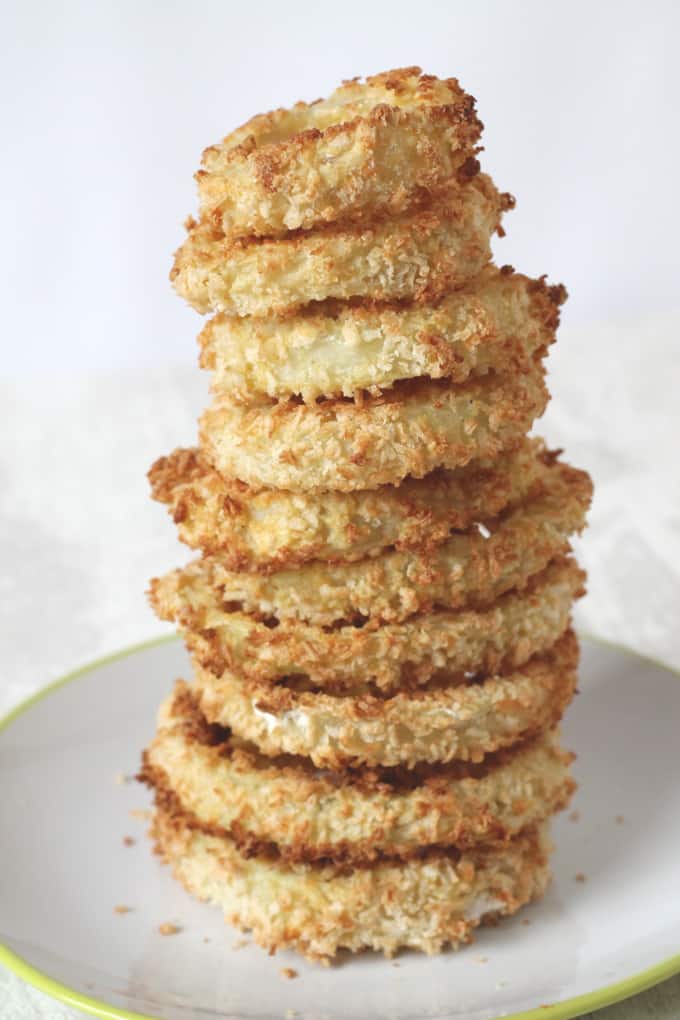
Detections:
[149, 459, 592, 627]
[193, 631, 579, 769]
[148, 438, 547, 569]
[171, 174, 512, 317]
[198, 266, 564, 402]
[152, 557, 584, 693]
[197, 68, 483, 238]
[147, 63, 589, 965]
[141, 683, 574, 863]
[151, 806, 552, 960]
[198, 361, 548, 493]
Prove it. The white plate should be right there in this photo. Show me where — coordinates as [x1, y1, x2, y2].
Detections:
[1, 635, 679, 1020]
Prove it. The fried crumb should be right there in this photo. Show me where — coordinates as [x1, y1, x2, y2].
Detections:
[158, 922, 181, 936]
[203, 937, 211, 944]
[114, 905, 132, 915]
[574, 872, 587, 883]
[568, 810, 580, 823]
[615, 814, 625, 824]
[475, 955, 488, 963]
[115, 772, 132, 785]
[232, 938, 250, 950]
[521, 918, 531, 926]
[280, 967, 298, 980]
[391, 961, 401, 968]
[129, 808, 151, 821]
[285, 1010, 299, 1019]
[122, 836, 136, 847]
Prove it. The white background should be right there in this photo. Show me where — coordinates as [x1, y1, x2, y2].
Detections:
[2, 3, 680, 1018]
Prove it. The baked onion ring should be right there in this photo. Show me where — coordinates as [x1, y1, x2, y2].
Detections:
[141, 682, 573, 862]
[193, 630, 578, 769]
[150, 459, 592, 627]
[151, 806, 551, 960]
[199, 361, 548, 493]
[152, 557, 584, 694]
[197, 67, 483, 238]
[199, 267, 564, 402]
[171, 174, 512, 317]
[148, 438, 546, 569]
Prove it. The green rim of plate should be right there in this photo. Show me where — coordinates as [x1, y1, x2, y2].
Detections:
[0, 631, 679, 1020]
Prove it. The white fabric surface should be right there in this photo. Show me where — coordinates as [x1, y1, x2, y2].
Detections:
[1, 311, 679, 1017]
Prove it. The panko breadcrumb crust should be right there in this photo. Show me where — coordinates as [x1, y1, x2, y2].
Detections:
[199, 266, 565, 403]
[171, 174, 512, 317]
[152, 556, 584, 693]
[144, 65, 592, 963]
[141, 682, 575, 864]
[199, 360, 549, 493]
[150, 459, 592, 627]
[193, 630, 579, 769]
[151, 806, 552, 960]
[148, 438, 547, 570]
[197, 67, 483, 238]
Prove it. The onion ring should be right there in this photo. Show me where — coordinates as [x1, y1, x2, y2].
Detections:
[199, 360, 548, 493]
[171, 174, 512, 317]
[150, 459, 592, 627]
[193, 630, 578, 768]
[197, 67, 483, 238]
[199, 267, 564, 402]
[152, 557, 584, 694]
[142, 682, 574, 863]
[151, 806, 551, 960]
[148, 438, 546, 569]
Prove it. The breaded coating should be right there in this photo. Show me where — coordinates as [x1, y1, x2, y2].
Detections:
[148, 438, 546, 569]
[153, 557, 584, 694]
[145, 63, 590, 966]
[194, 631, 578, 769]
[142, 682, 575, 862]
[199, 267, 565, 402]
[149, 460, 592, 627]
[199, 361, 548, 493]
[151, 807, 552, 961]
[197, 67, 483, 238]
[171, 175, 511, 317]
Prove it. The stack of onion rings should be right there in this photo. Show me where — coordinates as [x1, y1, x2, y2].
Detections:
[143, 67, 593, 961]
